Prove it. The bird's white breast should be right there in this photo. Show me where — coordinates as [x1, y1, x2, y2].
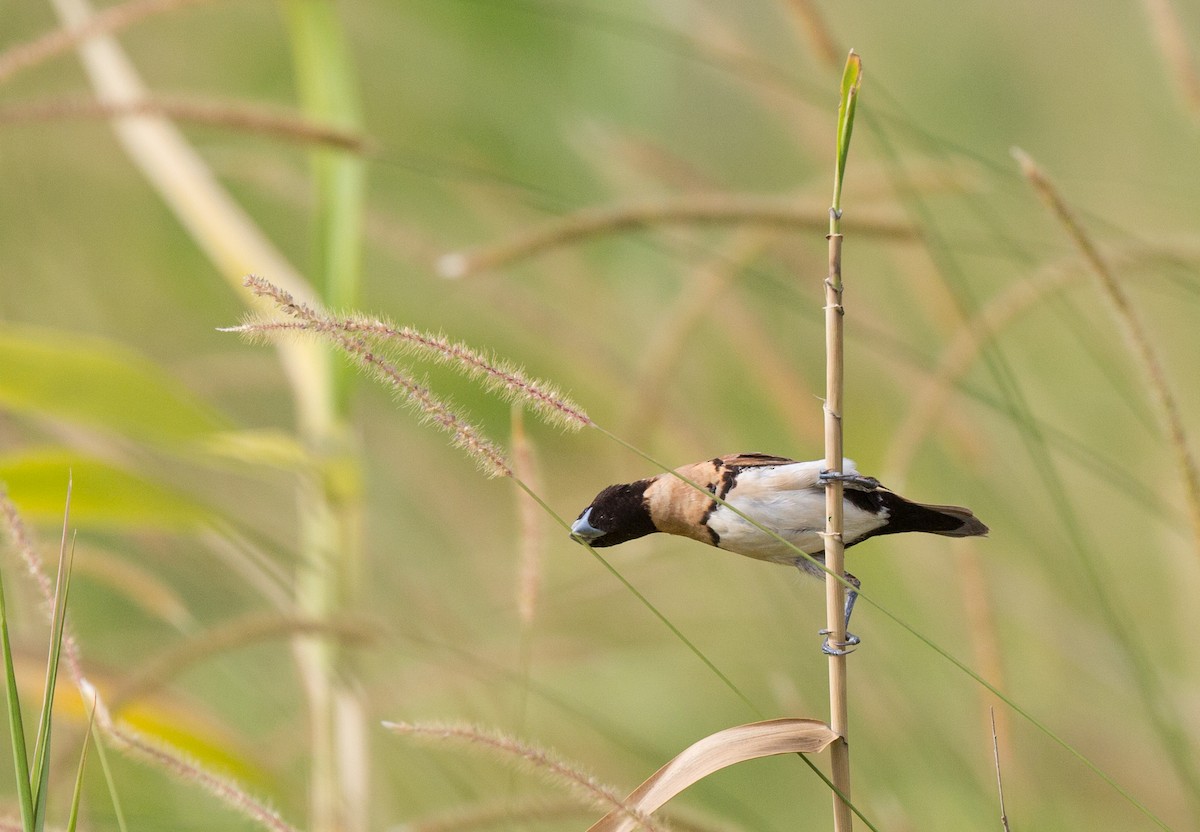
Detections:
[704, 461, 888, 563]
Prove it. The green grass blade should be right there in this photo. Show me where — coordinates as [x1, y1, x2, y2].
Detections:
[30, 486, 76, 830]
[92, 719, 128, 832]
[0, 557, 34, 831]
[833, 50, 863, 212]
[66, 695, 97, 832]
[279, 0, 366, 405]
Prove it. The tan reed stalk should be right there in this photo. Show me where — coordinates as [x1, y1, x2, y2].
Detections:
[958, 544, 1011, 764]
[436, 195, 915, 278]
[511, 407, 544, 628]
[1140, 0, 1200, 120]
[824, 51, 862, 832]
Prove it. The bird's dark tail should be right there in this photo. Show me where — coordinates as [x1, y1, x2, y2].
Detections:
[874, 493, 989, 538]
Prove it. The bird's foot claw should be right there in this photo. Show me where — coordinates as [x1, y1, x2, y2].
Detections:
[819, 470, 880, 490]
[819, 629, 861, 655]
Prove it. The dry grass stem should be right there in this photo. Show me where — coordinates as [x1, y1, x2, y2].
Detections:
[384, 721, 668, 832]
[991, 708, 1011, 832]
[1016, 150, 1200, 560]
[0, 95, 371, 152]
[436, 195, 916, 278]
[1141, 0, 1200, 119]
[511, 408, 544, 627]
[0, 0, 220, 86]
[959, 544, 1011, 766]
[783, 0, 842, 70]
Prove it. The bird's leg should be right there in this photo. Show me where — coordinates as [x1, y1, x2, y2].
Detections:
[818, 469, 881, 491]
[820, 571, 862, 655]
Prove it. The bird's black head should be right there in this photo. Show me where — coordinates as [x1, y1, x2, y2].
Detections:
[570, 479, 656, 547]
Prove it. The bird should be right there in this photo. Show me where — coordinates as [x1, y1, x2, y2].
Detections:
[569, 453, 988, 654]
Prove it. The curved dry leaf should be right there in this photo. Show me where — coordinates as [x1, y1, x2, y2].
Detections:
[588, 718, 837, 832]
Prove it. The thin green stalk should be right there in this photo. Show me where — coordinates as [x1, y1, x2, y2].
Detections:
[278, 4, 368, 832]
[66, 697, 97, 832]
[91, 720, 129, 832]
[280, 0, 366, 398]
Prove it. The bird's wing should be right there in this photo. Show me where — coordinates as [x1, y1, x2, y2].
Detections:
[716, 452, 798, 468]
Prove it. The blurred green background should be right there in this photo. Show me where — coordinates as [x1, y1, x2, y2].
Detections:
[2, 0, 1199, 830]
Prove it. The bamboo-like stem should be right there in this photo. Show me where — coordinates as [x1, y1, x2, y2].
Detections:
[824, 217, 852, 832]
[824, 50, 861, 832]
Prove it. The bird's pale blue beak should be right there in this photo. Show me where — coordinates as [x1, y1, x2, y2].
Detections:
[570, 508, 603, 541]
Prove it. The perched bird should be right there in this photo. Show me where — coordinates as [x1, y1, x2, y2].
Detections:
[570, 453, 988, 653]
